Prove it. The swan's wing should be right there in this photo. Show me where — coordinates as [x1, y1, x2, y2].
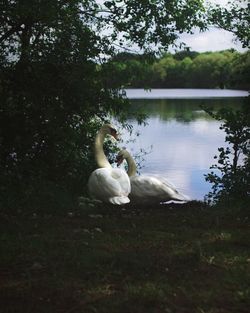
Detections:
[151, 175, 177, 190]
[111, 168, 131, 196]
[88, 168, 122, 197]
[131, 175, 187, 202]
[153, 176, 189, 201]
[131, 176, 163, 198]
[88, 168, 130, 204]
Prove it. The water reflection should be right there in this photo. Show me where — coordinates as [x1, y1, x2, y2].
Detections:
[121, 98, 244, 200]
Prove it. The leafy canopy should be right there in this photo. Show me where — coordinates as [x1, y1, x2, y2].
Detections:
[208, 0, 250, 48]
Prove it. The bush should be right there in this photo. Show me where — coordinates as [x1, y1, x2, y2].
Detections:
[204, 98, 250, 208]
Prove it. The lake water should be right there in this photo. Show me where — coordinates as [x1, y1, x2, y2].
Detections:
[120, 89, 247, 201]
[125, 88, 249, 99]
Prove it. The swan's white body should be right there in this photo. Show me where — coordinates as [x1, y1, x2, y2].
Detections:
[116, 149, 188, 204]
[88, 168, 131, 205]
[87, 125, 131, 205]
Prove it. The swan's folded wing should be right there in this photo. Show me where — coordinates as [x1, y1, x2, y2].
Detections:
[131, 176, 163, 197]
[131, 175, 187, 201]
[157, 176, 189, 201]
[88, 168, 130, 202]
[111, 168, 131, 195]
[153, 175, 178, 190]
[89, 168, 121, 196]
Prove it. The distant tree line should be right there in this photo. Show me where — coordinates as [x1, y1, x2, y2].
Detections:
[106, 50, 250, 90]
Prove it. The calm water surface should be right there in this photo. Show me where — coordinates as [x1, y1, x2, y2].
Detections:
[120, 89, 247, 200]
[125, 88, 249, 99]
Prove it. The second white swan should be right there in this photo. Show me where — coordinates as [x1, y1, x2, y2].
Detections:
[116, 148, 189, 204]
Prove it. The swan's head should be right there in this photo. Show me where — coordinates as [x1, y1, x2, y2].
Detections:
[116, 148, 130, 166]
[101, 124, 118, 140]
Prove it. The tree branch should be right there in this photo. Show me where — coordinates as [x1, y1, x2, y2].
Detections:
[0, 24, 22, 43]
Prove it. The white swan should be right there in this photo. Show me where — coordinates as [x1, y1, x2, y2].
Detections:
[116, 148, 189, 204]
[87, 124, 131, 205]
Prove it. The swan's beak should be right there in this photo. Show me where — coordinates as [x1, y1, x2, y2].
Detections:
[116, 155, 124, 166]
[110, 129, 120, 141]
[114, 133, 120, 140]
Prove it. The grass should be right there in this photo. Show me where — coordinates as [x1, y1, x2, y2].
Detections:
[0, 201, 250, 313]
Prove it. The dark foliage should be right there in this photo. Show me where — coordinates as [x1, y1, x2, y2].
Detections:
[204, 98, 250, 208]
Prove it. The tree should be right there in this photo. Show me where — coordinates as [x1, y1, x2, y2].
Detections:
[173, 50, 199, 61]
[0, 0, 207, 210]
[103, 52, 155, 88]
[191, 52, 234, 88]
[208, 0, 250, 48]
[229, 51, 250, 90]
[204, 100, 250, 207]
[204, 0, 250, 208]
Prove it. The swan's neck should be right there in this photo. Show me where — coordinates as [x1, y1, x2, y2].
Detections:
[95, 130, 112, 168]
[125, 154, 137, 177]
